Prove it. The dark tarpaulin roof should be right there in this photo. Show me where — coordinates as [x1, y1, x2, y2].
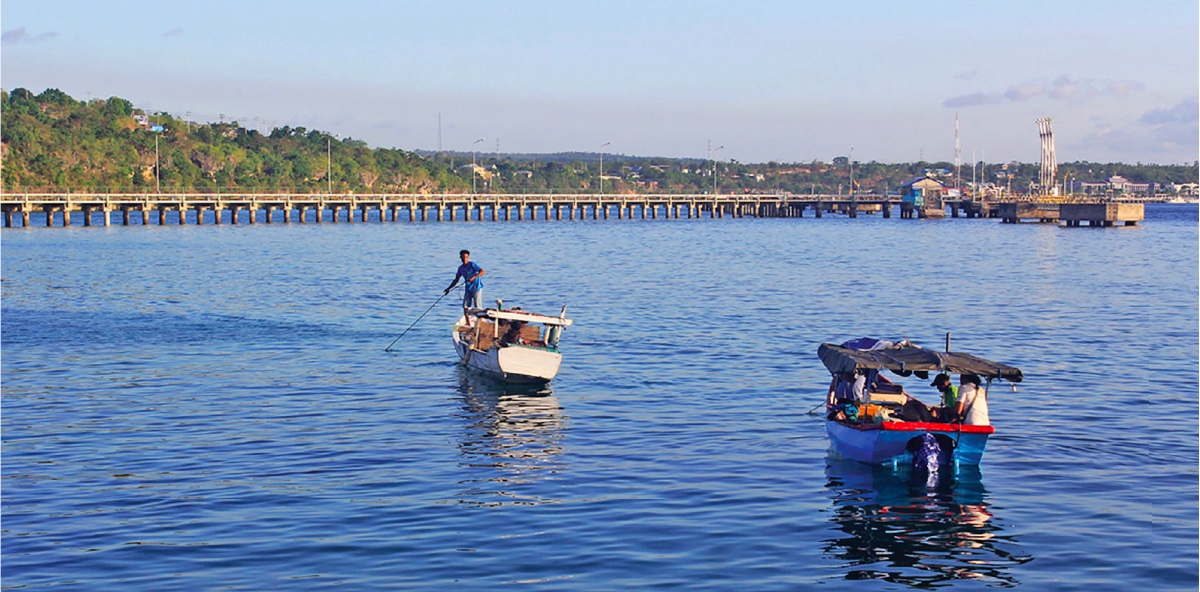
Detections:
[817, 342, 1024, 382]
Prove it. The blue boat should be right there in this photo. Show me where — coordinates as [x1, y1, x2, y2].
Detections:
[818, 338, 1023, 467]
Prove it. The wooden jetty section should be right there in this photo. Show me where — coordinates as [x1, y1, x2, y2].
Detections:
[997, 201, 1145, 227]
[1059, 202, 1144, 227]
[998, 202, 1061, 224]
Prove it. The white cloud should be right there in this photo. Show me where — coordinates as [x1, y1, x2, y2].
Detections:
[943, 92, 1002, 108]
[1, 27, 58, 45]
[1074, 98, 1199, 163]
[948, 76, 1144, 108]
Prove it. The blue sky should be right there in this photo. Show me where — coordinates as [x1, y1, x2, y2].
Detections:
[3, 0, 1197, 164]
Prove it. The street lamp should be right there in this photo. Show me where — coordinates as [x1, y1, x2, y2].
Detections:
[711, 144, 724, 195]
[848, 146, 855, 196]
[472, 138, 484, 194]
[155, 131, 160, 194]
[327, 136, 332, 194]
[599, 142, 611, 195]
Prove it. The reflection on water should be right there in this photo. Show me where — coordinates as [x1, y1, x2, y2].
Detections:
[453, 369, 567, 506]
[824, 457, 1032, 588]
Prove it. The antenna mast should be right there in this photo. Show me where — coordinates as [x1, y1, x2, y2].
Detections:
[1037, 117, 1058, 196]
[955, 113, 961, 192]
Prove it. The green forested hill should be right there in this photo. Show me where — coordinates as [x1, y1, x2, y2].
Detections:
[2, 88, 1195, 195]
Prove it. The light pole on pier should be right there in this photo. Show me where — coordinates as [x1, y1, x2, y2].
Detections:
[971, 149, 977, 198]
[711, 144, 724, 195]
[849, 146, 855, 197]
[472, 138, 485, 194]
[599, 142, 611, 195]
[155, 132, 160, 194]
[327, 136, 332, 194]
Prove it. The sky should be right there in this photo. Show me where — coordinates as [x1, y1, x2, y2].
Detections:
[2, 0, 1197, 165]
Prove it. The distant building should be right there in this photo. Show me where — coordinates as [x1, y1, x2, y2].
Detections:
[900, 175, 946, 218]
[1169, 182, 1198, 195]
[900, 175, 946, 205]
[1080, 175, 1154, 196]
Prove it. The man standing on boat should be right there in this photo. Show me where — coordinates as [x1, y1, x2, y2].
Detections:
[445, 249, 486, 328]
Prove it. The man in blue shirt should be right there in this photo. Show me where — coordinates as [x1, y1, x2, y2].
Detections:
[444, 249, 486, 327]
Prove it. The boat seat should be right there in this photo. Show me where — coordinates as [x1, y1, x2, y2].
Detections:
[868, 392, 908, 405]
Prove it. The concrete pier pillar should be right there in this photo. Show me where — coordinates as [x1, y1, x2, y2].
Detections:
[24, 210, 32, 227]
[122, 208, 132, 226]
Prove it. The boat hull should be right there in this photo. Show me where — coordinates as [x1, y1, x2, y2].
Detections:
[452, 331, 562, 384]
[826, 420, 993, 465]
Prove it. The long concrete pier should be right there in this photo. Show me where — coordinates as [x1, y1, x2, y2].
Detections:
[1, 192, 1131, 228]
[0, 192, 933, 227]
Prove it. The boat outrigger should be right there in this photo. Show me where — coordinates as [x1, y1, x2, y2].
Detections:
[818, 337, 1023, 467]
[452, 301, 573, 384]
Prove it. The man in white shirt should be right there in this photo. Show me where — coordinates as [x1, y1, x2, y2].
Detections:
[954, 374, 989, 425]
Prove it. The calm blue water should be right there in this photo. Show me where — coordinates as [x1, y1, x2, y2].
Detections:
[3, 205, 1197, 590]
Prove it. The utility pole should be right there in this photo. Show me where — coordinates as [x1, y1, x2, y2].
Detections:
[954, 113, 961, 194]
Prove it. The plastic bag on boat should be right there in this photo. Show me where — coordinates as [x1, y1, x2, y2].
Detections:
[843, 404, 860, 422]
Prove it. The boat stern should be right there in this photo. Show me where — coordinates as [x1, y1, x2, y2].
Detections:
[497, 345, 562, 382]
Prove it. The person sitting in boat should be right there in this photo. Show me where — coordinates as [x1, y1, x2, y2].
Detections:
[924, 372, 963, 422]
[500, 319, 528, 346]
[952, 374, 989, 425]
[827, 371, 865, 405]
[827, 371, 870, 421]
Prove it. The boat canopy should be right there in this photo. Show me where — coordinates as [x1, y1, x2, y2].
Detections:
[472, 308, 573, 327]
[817, 341, 1023, 382]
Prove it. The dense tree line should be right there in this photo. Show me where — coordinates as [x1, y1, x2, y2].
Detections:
[3, 89, 1195, 195]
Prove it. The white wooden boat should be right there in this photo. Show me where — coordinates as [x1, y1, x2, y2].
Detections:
[452, 303, 573, 384]
[819, 338, 1023, 467]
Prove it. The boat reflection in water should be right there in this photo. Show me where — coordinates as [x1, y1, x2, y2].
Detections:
[453, 369, 567, 506]
[823, 456, 1032, 587]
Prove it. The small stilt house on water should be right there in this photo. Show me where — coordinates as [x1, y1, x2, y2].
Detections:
[900, 175, 947, 218]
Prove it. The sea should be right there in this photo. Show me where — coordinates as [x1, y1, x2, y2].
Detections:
[2, 204, 1197, 591]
